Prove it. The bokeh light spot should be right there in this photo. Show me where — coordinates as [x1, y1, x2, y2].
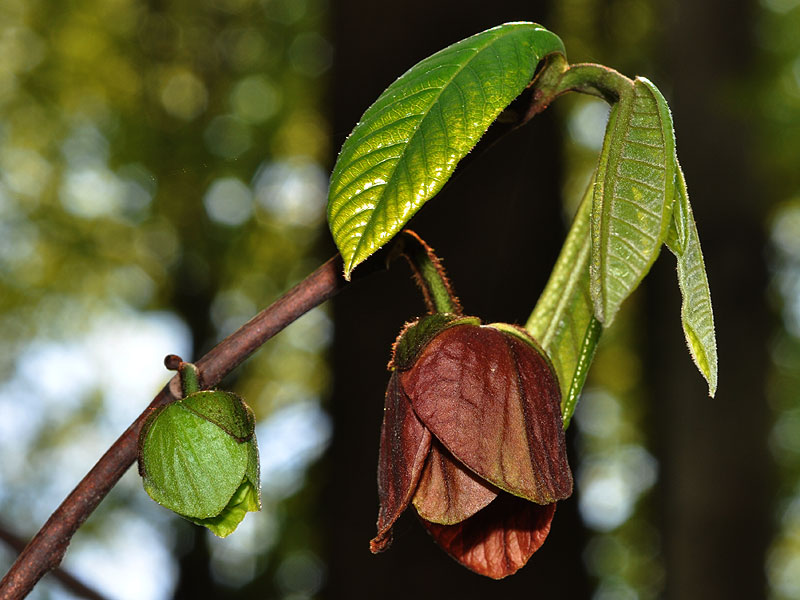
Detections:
[160, 68, 208, 121]
[231, 74, 281, 123]
[204, 115, 252, 158]
[203, 177, 254, 227]
[254, 158, 326, 226]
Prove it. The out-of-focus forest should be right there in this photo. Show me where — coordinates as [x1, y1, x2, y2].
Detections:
[0, 0, 798, 598]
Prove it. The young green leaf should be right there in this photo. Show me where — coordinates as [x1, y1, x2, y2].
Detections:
[591, 77, 676, 325]
[665, 163, 718, 396]
[527, 176, 601, 426]
[328, 22, 565, 279]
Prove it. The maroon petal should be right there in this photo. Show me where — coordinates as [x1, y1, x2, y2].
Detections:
[371, 372, 432, 553]
[421, 494, 557, 579]
[401, 324, 572, 504]
[413, 440, 498, 525]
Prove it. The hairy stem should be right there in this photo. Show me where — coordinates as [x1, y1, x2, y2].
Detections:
[0, 254, 357, 600]
[526, 61, 634, 118]
[393, 230, 462, 315]
[554, 63, 634, 103]
[178, 361, 201, 397]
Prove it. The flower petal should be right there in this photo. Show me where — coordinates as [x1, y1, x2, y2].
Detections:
[421, 494, 556, 579]
[371, 372, 432, 553]
[401, 324, 572, 504]
[413, 440, 498, 525]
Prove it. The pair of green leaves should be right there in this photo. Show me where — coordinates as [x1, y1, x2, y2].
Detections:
[326, 22, 717, 424]
[529, 75, 717, 424]
[138, 362, 261, 537]
[529, 76, 717, 420]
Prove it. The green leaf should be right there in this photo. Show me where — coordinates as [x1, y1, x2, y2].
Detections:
[591, 77, 676, 325]
[527, 175, 602, 427]
[327, 22, 565, 278]
[665, 163, 718, 396]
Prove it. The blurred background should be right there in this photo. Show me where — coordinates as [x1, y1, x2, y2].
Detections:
[0, 0, 797, 598]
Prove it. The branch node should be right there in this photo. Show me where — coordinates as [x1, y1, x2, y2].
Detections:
[164, 354, 183, 371]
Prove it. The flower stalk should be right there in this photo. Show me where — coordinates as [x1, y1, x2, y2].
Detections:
[392, 230, 462, 316]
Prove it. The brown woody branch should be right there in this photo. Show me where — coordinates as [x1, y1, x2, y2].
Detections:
[0, 525, 109, 600]
[0, 254, 354, 599]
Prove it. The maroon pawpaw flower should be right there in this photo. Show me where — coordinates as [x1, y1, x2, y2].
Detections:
[369, 316, 572, 579]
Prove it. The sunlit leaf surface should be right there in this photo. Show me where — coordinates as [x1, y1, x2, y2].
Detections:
[591, 77, 676, 325]
[666, 164, 718, 396]
[327, 22, 565, 278]
[527, 176, 601, 426]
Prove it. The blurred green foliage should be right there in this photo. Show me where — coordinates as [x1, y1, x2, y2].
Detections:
[0, 0, 332, 597]
[756, 2, 800, 599]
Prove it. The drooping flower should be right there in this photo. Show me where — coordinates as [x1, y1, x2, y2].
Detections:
[370, 315, 572, 579]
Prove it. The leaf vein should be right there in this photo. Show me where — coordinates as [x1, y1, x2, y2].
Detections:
[608, 213, 658, 243]
[623, 138, 662, 150]
[614, 173, 664, 192]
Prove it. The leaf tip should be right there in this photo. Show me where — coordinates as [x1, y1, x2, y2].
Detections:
[705, 367, 718, 398]
[685, 326, 718, 398]
[342, 255, 359, 281]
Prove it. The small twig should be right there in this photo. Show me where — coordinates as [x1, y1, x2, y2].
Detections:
[0, 254, 355, 599]
[0, 525, 109, 600]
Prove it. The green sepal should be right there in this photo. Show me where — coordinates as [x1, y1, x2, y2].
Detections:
[244, 430, 261, 505]
[181, 390, 256, 442]
[187, 478, 261, 538]
[487, 323, 552, 363]
[391, 314, 480, 371]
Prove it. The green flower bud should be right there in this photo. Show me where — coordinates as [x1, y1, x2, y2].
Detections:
[138, 361, 261, 537]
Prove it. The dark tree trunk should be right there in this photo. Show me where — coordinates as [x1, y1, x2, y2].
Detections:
[322, 3, 591, 598]
[649, 0, 772, 597]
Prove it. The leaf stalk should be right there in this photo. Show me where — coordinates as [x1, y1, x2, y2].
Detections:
[527, 61, 634, 118]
